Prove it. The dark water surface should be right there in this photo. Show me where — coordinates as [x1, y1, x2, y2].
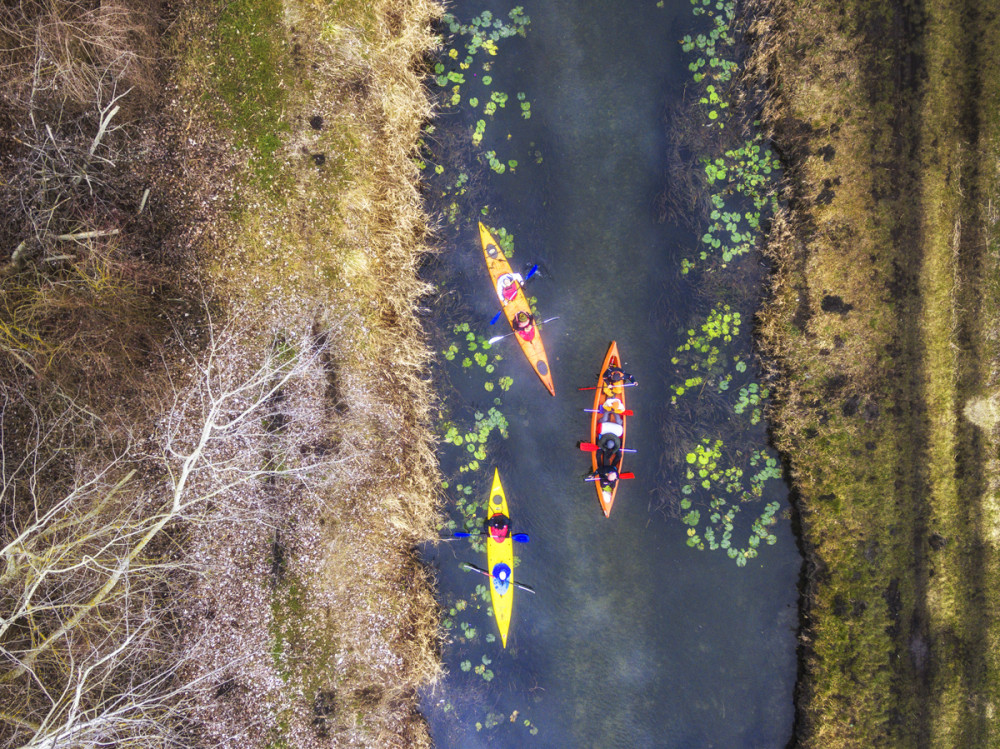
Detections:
[419, 1, 799, 746]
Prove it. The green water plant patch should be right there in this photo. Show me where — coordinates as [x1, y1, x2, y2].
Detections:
[669, 304, 743, 402]
[680, 438, 782, 566]
[433, 7, 532, 166]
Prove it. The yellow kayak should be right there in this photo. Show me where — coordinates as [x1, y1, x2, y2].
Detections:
[479, 222, 555, 396]
[485, 468, 515, 647]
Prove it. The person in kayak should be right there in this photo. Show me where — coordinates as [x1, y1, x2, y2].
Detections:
[485, 512, 511, 542]
[512, 311, 536, 341]
[601, 396, 626, 415]
[598, 411, 624, 439]
[589, 460, 619, 489]
[496, 272, 523, 305]
[491, 562, 512, 595]
[603, 365, 635, 385]
[598, 432, 622, 470]
[602, 365, 635, 396]
[598, 432, 622, 461]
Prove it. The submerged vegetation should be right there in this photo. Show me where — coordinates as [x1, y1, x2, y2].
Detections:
[748, 0, 1000, 744]
[419, 1, 549, 740]
[420, 5, 539, 223]
[662, 0, 785, 566]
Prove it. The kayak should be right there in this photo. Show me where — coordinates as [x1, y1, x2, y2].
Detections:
[478, 222, 555, 396]
[591, 341, 627, 517]
[485, 468, 515, 647]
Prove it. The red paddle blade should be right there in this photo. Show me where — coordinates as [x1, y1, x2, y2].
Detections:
[578, 442, 599, 451]
[620, 472, 635, 479]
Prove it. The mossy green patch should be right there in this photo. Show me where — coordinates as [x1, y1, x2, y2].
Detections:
[202, 0, 293, 189]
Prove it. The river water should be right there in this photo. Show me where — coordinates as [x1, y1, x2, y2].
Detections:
[418, 1, 799, 746]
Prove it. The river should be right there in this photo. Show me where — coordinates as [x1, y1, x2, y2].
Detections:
[418, 1, 799, 746]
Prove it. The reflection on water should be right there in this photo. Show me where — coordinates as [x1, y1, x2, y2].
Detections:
[419, 0, 799, 747]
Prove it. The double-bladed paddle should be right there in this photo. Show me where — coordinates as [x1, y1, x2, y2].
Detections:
[577, 382, 638, 391]
[578, 442, 637, 453]
[487, 316, 559, 345]
[454, 531, 530, 542]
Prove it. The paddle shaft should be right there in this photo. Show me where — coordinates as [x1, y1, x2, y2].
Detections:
[583, 408, 633, 415]
[489, 265, 539, 324]
[488, 316, 559, 344]
[577, 382, 638, 391]
[461, 563, 536, 594]
[579, 443, 637, 453]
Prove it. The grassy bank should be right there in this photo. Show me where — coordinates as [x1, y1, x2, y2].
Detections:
[0, 0, 443, 746]
[749, 0, 1000, 744]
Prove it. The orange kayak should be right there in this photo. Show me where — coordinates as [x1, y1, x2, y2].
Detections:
[591, 341, 627, 517]
[478, 222, 555, 396]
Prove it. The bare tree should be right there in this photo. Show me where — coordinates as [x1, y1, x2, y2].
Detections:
[0, 320, 346, 748]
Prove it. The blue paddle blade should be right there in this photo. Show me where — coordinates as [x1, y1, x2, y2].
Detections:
[490, 309, 503, 325]
[454, 532, 471, 538]
[524, 263, 539, 280]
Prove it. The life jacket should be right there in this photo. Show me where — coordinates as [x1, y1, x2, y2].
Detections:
[602, 397, 625, 414]
[497, 273, 522, 302]
[486, 513, 510, 543]
[599, 413, 624, 438]
[516, 326, 535, 342]
[491, 562, 512, 595]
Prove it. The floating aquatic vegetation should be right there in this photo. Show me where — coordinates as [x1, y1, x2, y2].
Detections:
[680, 438, 782, 566]
[484, 150, 518, 174]
[721, 137, 782, 211]
[440, 405, 510, 473]
[734, 382, 768, 425]
[669, 304, 743, 402]
[473, 654, 494, 682]
[679, 1, 738, 87]
[667, 0, 786, 566]
[474, 709, 539, 736]
[684, 133, 780, 271]
[675, 0, 780, 274]
[434, 7, 533, 162]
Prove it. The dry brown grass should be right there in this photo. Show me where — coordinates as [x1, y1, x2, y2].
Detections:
[0, 0, 161, 119]
[160, 0, 445, 744]
[0, 0, 445, 745]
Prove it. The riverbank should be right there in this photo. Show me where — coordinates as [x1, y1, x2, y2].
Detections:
[750, 0, 1000, 744]
[0, 0, 443, 746]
